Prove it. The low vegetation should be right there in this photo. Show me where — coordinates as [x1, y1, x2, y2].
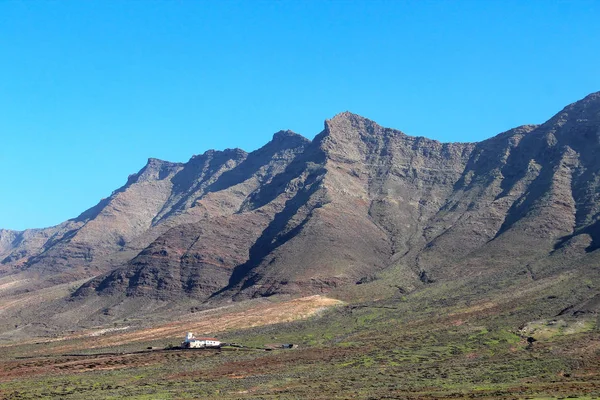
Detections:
[1, 269, 599, 399]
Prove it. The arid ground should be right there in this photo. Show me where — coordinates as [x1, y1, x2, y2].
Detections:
[1, 273, 599, 399]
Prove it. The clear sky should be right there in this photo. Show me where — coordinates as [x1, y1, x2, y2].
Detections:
[1, 1, 599, 231]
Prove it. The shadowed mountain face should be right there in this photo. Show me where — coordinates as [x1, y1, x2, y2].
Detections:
[2, 93, 600, 322]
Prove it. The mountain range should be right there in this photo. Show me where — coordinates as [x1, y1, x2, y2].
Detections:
[1, 92, 599, 336]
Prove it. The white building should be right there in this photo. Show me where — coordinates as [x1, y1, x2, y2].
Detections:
[182, 332, 221, 348]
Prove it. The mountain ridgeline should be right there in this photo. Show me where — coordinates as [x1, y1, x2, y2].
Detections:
[2, 93, 600, 316]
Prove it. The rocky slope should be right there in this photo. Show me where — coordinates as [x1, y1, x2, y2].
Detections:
[1, 92, 599, 332]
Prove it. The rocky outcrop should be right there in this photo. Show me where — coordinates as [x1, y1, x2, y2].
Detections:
[71, 131, 311, 299]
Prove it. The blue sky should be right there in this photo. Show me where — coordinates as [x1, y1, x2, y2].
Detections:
[1, 1, 599, 231]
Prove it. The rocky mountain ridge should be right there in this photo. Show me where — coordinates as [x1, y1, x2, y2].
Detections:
[1, 92, 599, 331]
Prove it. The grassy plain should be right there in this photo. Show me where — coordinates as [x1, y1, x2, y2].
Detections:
[1, 271, 599, 399]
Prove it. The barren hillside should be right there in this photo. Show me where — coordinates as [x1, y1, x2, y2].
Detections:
[1, 92, 599, 337]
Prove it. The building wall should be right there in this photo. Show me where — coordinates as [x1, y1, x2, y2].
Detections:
[188, 340, 221, 348]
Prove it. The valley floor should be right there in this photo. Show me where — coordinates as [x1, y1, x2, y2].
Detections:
[1, 276, 599, 399]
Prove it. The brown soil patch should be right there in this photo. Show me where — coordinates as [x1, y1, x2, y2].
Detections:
[0, 350, 220, 382]
[29, 295, 342, 353]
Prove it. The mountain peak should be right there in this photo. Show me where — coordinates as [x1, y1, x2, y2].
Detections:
[328, 111, 374, 125]
[264, 130, 310, 154]
[536, 91, 600, 140]
[126, 158, 182, 186]
[564, 91, 600, 112]
[272, 129, 309, 143]
[581, 91, 600, 102]
[273, 129, 297, 138]
[323, 111, 382, 138]
[199, 148, 247, 157]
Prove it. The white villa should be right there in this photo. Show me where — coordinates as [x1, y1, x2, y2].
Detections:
[181, 332, 221, 349]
